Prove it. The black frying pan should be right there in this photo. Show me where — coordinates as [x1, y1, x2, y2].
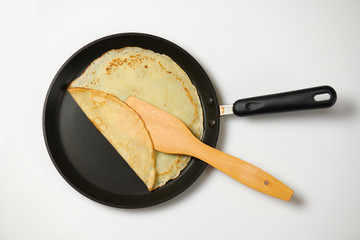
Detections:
[43, 33, 336, 208]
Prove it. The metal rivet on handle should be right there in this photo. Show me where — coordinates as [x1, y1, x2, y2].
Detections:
[208, 119, 216, 128]
[207, 97, 214, 106]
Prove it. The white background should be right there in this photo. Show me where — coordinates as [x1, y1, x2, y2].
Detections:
[1, 1, 360, 239]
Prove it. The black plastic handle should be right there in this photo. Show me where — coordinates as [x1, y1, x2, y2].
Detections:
[233, 86, 337, 117]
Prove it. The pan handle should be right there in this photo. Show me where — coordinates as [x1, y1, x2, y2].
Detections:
[233, 86, 337, 117]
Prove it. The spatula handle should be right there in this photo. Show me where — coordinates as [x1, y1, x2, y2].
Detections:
[188, 140, 293, 201]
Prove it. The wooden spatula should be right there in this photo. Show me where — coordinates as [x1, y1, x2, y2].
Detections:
[126, 96, 294, 201]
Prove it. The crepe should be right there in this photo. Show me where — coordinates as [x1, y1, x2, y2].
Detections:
[68, 88, 156, 191]
[69, 47, 203, 189]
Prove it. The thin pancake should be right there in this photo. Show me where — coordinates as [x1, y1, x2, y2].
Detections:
[68, 87, 156, 191]
[69, 47, 203, 189]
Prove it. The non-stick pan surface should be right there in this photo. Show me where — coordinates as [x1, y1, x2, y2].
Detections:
[43, 33, 220, 208]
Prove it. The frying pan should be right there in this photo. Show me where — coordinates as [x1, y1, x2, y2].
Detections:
[43, 33, 336, 208]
